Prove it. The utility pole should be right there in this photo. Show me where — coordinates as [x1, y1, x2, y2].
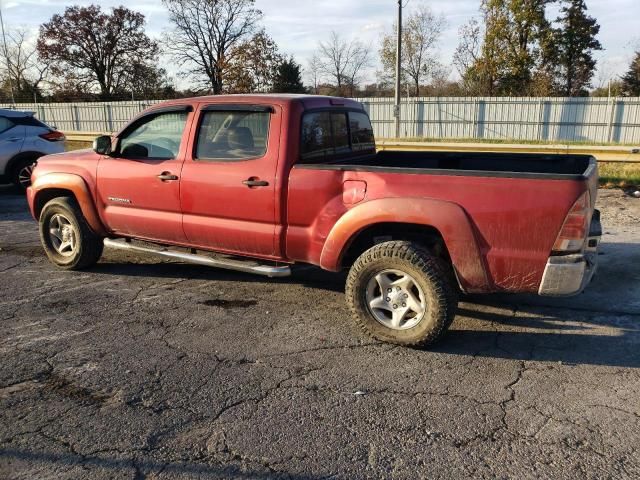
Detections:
[0, 0, 16, 105]
[394, 0, 402, 139]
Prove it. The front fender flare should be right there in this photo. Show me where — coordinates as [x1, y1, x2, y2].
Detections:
[28, 172, 107, 236]
[319, 197, 489, 292]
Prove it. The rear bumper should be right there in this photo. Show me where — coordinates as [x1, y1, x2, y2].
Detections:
[538, 209, 601, 296]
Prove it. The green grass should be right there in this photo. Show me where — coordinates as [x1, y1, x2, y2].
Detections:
[65, 140, 92, 151]
[598, 163, 640, 188]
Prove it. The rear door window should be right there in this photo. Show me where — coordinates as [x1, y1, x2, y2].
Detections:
[195, 110, 270, 161]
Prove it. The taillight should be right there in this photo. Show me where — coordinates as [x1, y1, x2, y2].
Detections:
[39, 130, 66, 142]
[552, 192, 591, 253]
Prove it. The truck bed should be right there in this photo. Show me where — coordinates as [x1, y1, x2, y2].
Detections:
[299, 151, 595, 180]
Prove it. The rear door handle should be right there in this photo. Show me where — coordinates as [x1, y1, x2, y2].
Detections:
[157, 172, 179, 181]
[242, 178, 269, 187]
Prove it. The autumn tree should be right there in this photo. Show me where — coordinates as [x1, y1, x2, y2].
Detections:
[472, 0, 555, 95]
[272, 57, 305, 93]
[621, 51, 640, 96]
[37, 5, 161, 98]
[225, 30, 282, 93]
[317, 32, 371, 96]
[162, 0, 262, 94]
[379, 5, 446, 96]
[550, 0, 602, 96]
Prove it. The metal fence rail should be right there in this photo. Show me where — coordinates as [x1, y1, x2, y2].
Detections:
[2, 96, 639, 144]
[356, 97, 640, 144]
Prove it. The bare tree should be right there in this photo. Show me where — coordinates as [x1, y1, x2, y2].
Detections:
[306, 54, 323, 94]
[453, 18, 482, 78]
[379, 6, 446, 96]
[162, 0, 262, 94]
[452, 18, 486, 95]
[317, 31, 371, 96]
[0, 28, 50, 98]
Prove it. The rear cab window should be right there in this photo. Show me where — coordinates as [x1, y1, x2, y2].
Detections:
[300, 109, 375, 163]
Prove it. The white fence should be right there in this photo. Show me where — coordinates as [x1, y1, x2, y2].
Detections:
[2, 96, 639, 143]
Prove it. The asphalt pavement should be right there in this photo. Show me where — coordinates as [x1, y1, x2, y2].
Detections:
[1, 186, 639, 479]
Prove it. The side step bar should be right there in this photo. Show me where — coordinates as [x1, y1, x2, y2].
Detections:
[103, 238, 291, 278]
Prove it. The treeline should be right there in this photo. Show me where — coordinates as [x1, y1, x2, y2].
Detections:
[0, 0, 638, 103]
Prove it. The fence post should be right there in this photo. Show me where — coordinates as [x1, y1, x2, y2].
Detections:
[537, 99, 543, 141]
[72, 105, 81, 131]
[607, 97, 617, 143]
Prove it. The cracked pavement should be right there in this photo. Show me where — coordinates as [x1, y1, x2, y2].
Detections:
[1, 186, 639, 479]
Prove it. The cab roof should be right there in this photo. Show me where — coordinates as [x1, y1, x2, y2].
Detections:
[150, 94, 365, 111]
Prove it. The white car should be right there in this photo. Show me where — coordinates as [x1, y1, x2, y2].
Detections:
[0, 109, 65, 189]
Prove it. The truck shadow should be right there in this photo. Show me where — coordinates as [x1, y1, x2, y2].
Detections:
[91, 260, 348, 293]
[88, 254, 640, 369]
[0, 448, 324, 480]
[433, 299, 640, 368]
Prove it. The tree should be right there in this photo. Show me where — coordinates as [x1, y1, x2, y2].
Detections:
[272, 57, 305, 93]
[121, 64, 175, 99]
[590, 80, 624, 97]
[0, 28, 50, 101]
[306, 55, 323, 94]
[453, 18, 486, 95]
[475, 0, 555, 95]
[162, 0, 262, 94]
[379, 5, 446, 96]
[225, 30, 282, 93]
[551, 0, 602, 96]
[37, 5, 160, 98]
[621, 51, 640, 96]
[317, 32, 371, 96]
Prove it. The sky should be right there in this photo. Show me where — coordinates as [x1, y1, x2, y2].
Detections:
[2, 0, 638, 90]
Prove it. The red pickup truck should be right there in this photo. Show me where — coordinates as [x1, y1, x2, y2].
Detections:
[27, 95, 601, 346]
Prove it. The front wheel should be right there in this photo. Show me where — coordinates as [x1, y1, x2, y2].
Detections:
[345, 241, 458, 347]
[39, 197, 104, 270]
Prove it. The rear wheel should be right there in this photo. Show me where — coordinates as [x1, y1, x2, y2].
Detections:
[39, 197, 104, 270]
[345, 241, 458, 347]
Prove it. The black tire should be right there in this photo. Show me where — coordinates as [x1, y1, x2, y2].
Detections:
[38, 196, 104, 270]
[10, 155, 40, 190]
[345, 241, 458, 347]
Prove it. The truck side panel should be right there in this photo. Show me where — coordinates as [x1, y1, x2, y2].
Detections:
[287, 167, 585, 293]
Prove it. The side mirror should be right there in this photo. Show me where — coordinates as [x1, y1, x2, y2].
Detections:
[93, 135, 113, 155]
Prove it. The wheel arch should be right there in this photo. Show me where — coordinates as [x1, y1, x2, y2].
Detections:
[319, 197, 490, 292]
[29, 173, 107, 236]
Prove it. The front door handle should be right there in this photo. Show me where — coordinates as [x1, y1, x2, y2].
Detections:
[157, 172, 179, 181]
[242, 178, 269, 187]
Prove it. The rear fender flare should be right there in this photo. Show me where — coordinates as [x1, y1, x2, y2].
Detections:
[319, 197, 489, 291]
[29, 172, 107, 236]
